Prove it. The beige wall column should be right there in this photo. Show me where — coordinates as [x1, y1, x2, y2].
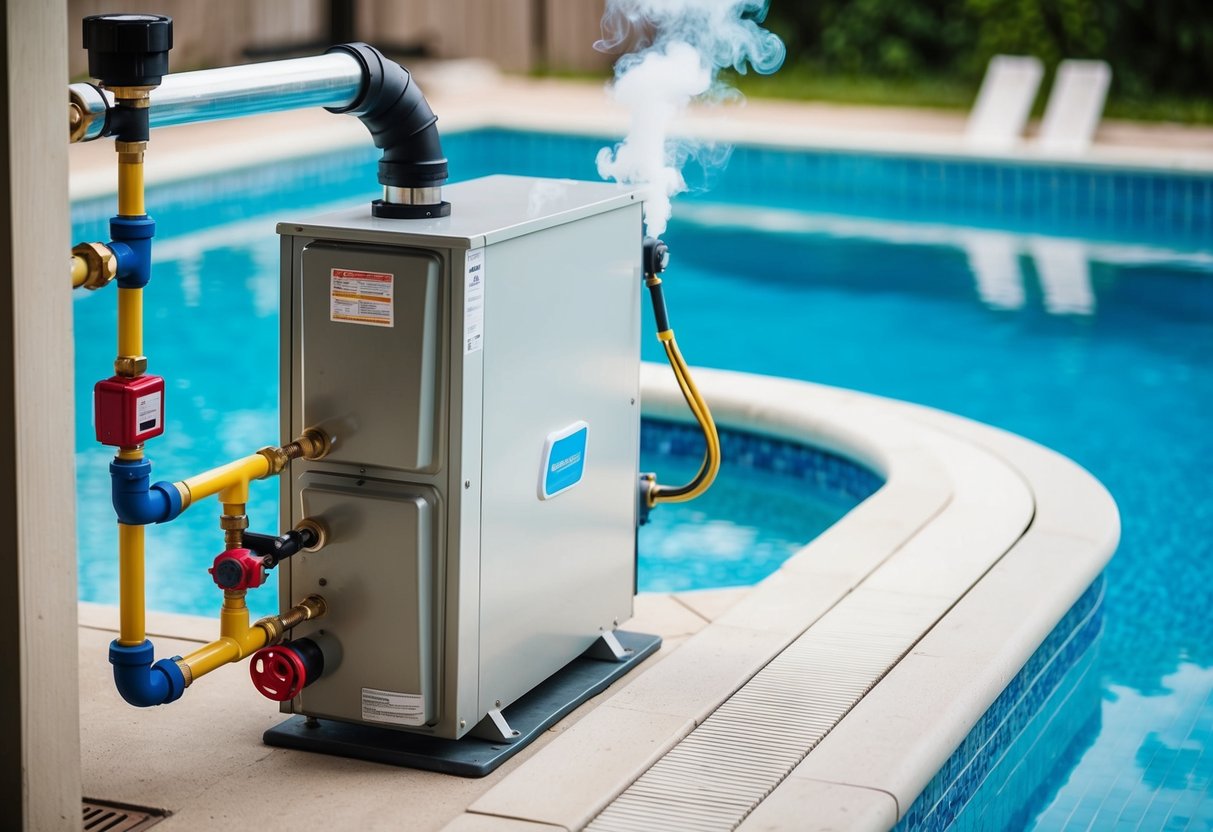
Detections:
[0, 0, 82, 830]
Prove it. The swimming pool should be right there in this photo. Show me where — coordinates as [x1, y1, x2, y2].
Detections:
[71, 128, 1212, 828]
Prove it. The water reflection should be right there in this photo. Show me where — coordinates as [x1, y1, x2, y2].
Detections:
[1031, 663, 1213, 827]
[678, 201, 1213, 319]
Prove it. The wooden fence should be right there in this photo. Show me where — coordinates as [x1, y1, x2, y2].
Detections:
[68, 0, 615, 78]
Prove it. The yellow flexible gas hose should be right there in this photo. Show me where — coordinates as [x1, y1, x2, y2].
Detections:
[646, 273, 721, 506]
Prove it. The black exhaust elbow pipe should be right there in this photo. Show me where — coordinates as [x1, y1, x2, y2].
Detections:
[326, 43, 451, 219]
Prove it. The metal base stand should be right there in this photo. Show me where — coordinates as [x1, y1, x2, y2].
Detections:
[262, 630, 662, 777]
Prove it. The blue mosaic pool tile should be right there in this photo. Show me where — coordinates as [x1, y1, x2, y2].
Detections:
[894, 577, 1106, 831]
[640, 417, 884, 507]
[72, 127, 1213, 253]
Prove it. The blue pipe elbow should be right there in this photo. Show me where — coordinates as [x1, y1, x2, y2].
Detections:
[110, 639, 186, 707]
[110, 215, 155, 289]
[111, 458, 183, 525]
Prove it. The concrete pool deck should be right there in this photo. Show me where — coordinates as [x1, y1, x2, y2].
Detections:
[71, 72, 1121, 829]
[76, 587, 744, 830]
[74, 368, 1117, 831]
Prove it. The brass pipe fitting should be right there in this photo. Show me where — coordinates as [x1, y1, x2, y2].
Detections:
[256, 446, 290, 476]
[113, 355, 148, 377]
[220, 509, 248, 549]
[256, 618, 285, 646]
[175, 659, 194, 688]
[72, 242, 118, 291]
[107, 87, 154, 104]
[283, 427, 333, 462]
[219, 509, 247, 527]
[295, 518, 328, 552]
[115, 138, 147, 165]
[68, 84, 106, 143]
[255, 594, 327, 645]
[259, 428, 332, 476]
[282, 594, 327, 628]
[172, 481, 192, 512]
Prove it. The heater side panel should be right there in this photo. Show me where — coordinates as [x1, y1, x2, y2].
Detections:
[477, 203, 643, 714]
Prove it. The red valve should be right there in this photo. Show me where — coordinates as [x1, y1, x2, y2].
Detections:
[208, 548, 268, 591]
[250, 645, 308, 701]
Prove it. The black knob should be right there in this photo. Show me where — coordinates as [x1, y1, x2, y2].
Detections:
[643, 237, 670, 275]
[82, 14, 173, 88]
[212, 558, 243, 590]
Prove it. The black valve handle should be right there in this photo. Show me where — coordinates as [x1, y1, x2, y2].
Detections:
[242, 527, 320, 568]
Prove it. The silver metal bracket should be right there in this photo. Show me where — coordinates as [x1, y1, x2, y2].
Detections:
[470, 708, 521, 743]
[583, 630, 632, 663]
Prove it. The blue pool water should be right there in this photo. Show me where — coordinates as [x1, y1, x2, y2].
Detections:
[640, 420, 880, 592]
[71, 128, 1213, 828]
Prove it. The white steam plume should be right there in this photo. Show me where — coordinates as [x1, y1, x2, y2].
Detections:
[595, 0, 786, 236]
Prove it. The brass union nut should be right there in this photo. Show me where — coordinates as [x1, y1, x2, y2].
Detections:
[113, 355, 147, 377]
[219, 513, 249, 531]
[257, 445, 290, 475]
[115, 139, 147, 165]
[295, 517, 328, 552]
[105, 86, 154, 103]
[72, 242, 117, 291]
[175, 659, 193, 687]
[285, 427, 333, 461]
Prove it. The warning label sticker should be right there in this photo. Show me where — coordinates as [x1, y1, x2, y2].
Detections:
[135, 390, 161, 434]
[464, 249, 485, 354]
[331, 268, 394, 327]
[361, 687, 425, 726]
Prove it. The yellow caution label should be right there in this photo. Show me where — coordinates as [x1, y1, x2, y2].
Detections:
[330, 268, 393, 327]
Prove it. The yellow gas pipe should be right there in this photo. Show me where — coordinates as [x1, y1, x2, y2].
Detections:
[179, 591, 269, 681]
[117, 287, 143, 359]
[176, 452, 273, 510]
[115, 141, 145, 365]
[117, 145, 145, 216]
[117, 524, 146, 646]
[177, 594, 328, 686]
[115, 141, 148, 648]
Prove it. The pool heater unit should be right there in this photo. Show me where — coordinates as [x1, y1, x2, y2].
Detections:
[266, 176, 658, 764]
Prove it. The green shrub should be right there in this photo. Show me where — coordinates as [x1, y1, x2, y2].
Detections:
[761, 0, 1213, 116]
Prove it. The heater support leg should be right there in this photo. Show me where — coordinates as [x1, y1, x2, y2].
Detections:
[470, 708, 520, 743]
[584, 630, 631, 662]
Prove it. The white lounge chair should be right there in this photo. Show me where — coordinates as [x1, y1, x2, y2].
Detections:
[1037, 59, 1112, 154]
[965, 55, 1044, 151]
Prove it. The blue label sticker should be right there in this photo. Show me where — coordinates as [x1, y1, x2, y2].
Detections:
[540, 422, 589, 500]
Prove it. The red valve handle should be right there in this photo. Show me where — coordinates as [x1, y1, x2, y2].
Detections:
[249, 645, 307, 701]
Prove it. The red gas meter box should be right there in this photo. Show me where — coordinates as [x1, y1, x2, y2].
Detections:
[95, 374, 165, 447]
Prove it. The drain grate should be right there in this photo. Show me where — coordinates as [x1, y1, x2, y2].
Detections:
[82, 798, 169, 831]
[587, 591, 944, 831]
